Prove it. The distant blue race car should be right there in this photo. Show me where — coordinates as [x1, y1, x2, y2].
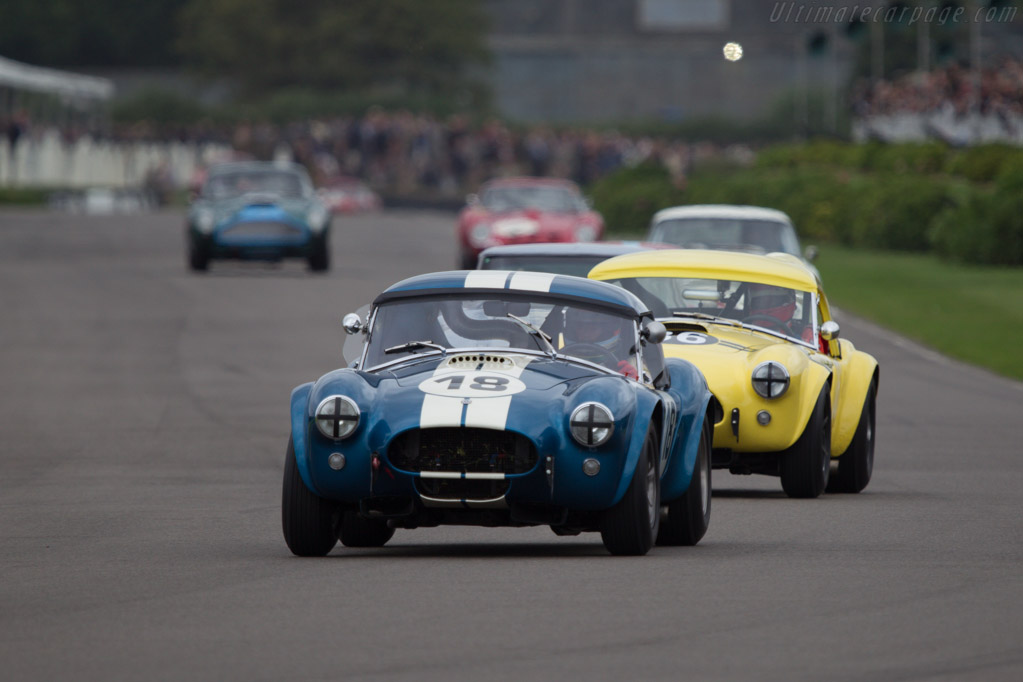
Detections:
[282, 270, 717, 556]
[186, 161, 331, 272]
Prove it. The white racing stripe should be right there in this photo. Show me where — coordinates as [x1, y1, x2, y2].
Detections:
[419, 394, 464, 428]
[464, 395, 513, 430]
[418, 355, 534, 429]
[509, 271, 555, 292]
[464, 271, 509, 289]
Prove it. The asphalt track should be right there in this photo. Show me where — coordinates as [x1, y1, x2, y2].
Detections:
[1, 208, 1021, 682]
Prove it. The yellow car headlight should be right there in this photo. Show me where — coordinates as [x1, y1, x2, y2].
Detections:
[751, 361, 790, 399]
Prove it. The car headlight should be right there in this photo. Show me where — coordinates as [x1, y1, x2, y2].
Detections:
[307, 205, 329, 231]
[314, 395, 360, 440]
[469, 222, 492, 247]
[195, 210, 215, 234]
[576, 224, 597, 242]
[751, 361, 790, 399]
[570, 402, 614, 447]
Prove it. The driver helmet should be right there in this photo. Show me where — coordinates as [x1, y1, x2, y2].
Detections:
[565, 307, 623, 351]
[748, 284, 796, 323]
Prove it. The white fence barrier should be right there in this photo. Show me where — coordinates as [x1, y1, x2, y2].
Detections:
[0, 128, 230, 189]
[853, 109, 1023, 146]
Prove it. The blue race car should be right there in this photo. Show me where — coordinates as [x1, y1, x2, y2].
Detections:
[283, 271, 717, 556]
[186, 161, 331, 272]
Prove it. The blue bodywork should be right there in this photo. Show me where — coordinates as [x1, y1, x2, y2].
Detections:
[289, 272, 713, 529]
[186, 162, 330, 269]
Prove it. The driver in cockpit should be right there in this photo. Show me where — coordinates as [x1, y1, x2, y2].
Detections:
[562, 308, 639, 379]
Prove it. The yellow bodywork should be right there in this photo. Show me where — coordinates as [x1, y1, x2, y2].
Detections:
[589, 249, 879, 458]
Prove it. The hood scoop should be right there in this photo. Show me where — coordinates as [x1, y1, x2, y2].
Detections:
[439, 353, 532, 373]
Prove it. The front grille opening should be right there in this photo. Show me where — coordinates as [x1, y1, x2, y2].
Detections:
[415, 478, 510, 500]
[389, 428, 537, 475]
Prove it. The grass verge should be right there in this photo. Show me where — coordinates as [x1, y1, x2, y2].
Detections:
[817, 244, 1023, 381]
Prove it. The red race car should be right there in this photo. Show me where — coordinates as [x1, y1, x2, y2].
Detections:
[316, 176, 382, 214]
[456, 177, 604, 268]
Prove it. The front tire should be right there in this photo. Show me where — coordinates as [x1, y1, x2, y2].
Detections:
[308, 238, 330, 272]
[780, 386, 831, 498]
[828, 379, 876, 493]
[338, 511, 395, 547]
[282, 437, 339, 556]
[601, 427, 660, 556]
[188, 242, 209, 272]
[657, 417, 711, 546]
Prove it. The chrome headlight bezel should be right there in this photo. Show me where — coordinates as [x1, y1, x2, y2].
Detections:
[195, 209, 216, 234]
[307, 204, 329, 232]
[575, 224, 598, 242]
[569, 402, 615, 447]
[751, 361, 790, 399]
[314, 395, 361, 440]
[468, 222, 492, 247]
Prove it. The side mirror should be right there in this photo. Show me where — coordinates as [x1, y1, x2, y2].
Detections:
[342, 313, 363, 335]
[820, 320, 840, 341]
[804, 245, 819, 262]
[642, 321, 667, 344]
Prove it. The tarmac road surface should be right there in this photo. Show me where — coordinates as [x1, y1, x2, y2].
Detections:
[1, 209, 1021, 681]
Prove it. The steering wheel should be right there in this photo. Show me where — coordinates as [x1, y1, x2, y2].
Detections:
[560, 342, 618, 367]
[742, 314, 794, 336]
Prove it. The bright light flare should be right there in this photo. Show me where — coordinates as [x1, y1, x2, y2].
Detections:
[723, 42, 743, 62]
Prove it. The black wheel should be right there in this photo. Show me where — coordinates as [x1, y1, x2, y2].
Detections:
[828, 379, 876, 494]
[601, 426, 660, 556]
[188, 243, 209, 272]
[780, 386, 832, 498]
[281, 437, 339, 556]
[308, 239, 330, 272]
[657, 417, 711, 546]
[338, 511, 395, 547]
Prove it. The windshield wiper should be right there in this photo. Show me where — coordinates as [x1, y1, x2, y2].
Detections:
[672, 311, 743, 327]
[672, 312, 791, 339]
[384, 340, 446, 355]
[506, 313, 556, 357]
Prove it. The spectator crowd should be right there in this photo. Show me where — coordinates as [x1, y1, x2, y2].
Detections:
[852, 55, 1023, 143]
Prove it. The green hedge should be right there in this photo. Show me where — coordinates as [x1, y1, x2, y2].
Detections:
[0, 187, 51, 205]
[931, 161, 1023, 265]
[596, 140, 1022, 266]
[589, 162, 686, 235]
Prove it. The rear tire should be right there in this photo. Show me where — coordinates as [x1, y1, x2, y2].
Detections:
[282, 437, 339, 556]
[601, 427, 660, 556]
[657, 417, 711, 546]
[780, 387, 831, 498]
[338, 511, 395, 547]
[828, 380, 876, 493]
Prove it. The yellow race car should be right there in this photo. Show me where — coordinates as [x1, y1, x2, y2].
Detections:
[589, 249, 878, 498]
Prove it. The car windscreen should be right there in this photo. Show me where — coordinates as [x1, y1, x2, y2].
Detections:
[479, 255, 606, 277]
[606, 276, 816, 345]
[203, 170, 307, 199]
[481, 186, 583, 213]
[363, 295, 637, 370]
[650, 218, 801, 256]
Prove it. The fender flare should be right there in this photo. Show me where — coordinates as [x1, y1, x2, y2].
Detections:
[289, 382, 319, 495]
[832, 341, 880, 456]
